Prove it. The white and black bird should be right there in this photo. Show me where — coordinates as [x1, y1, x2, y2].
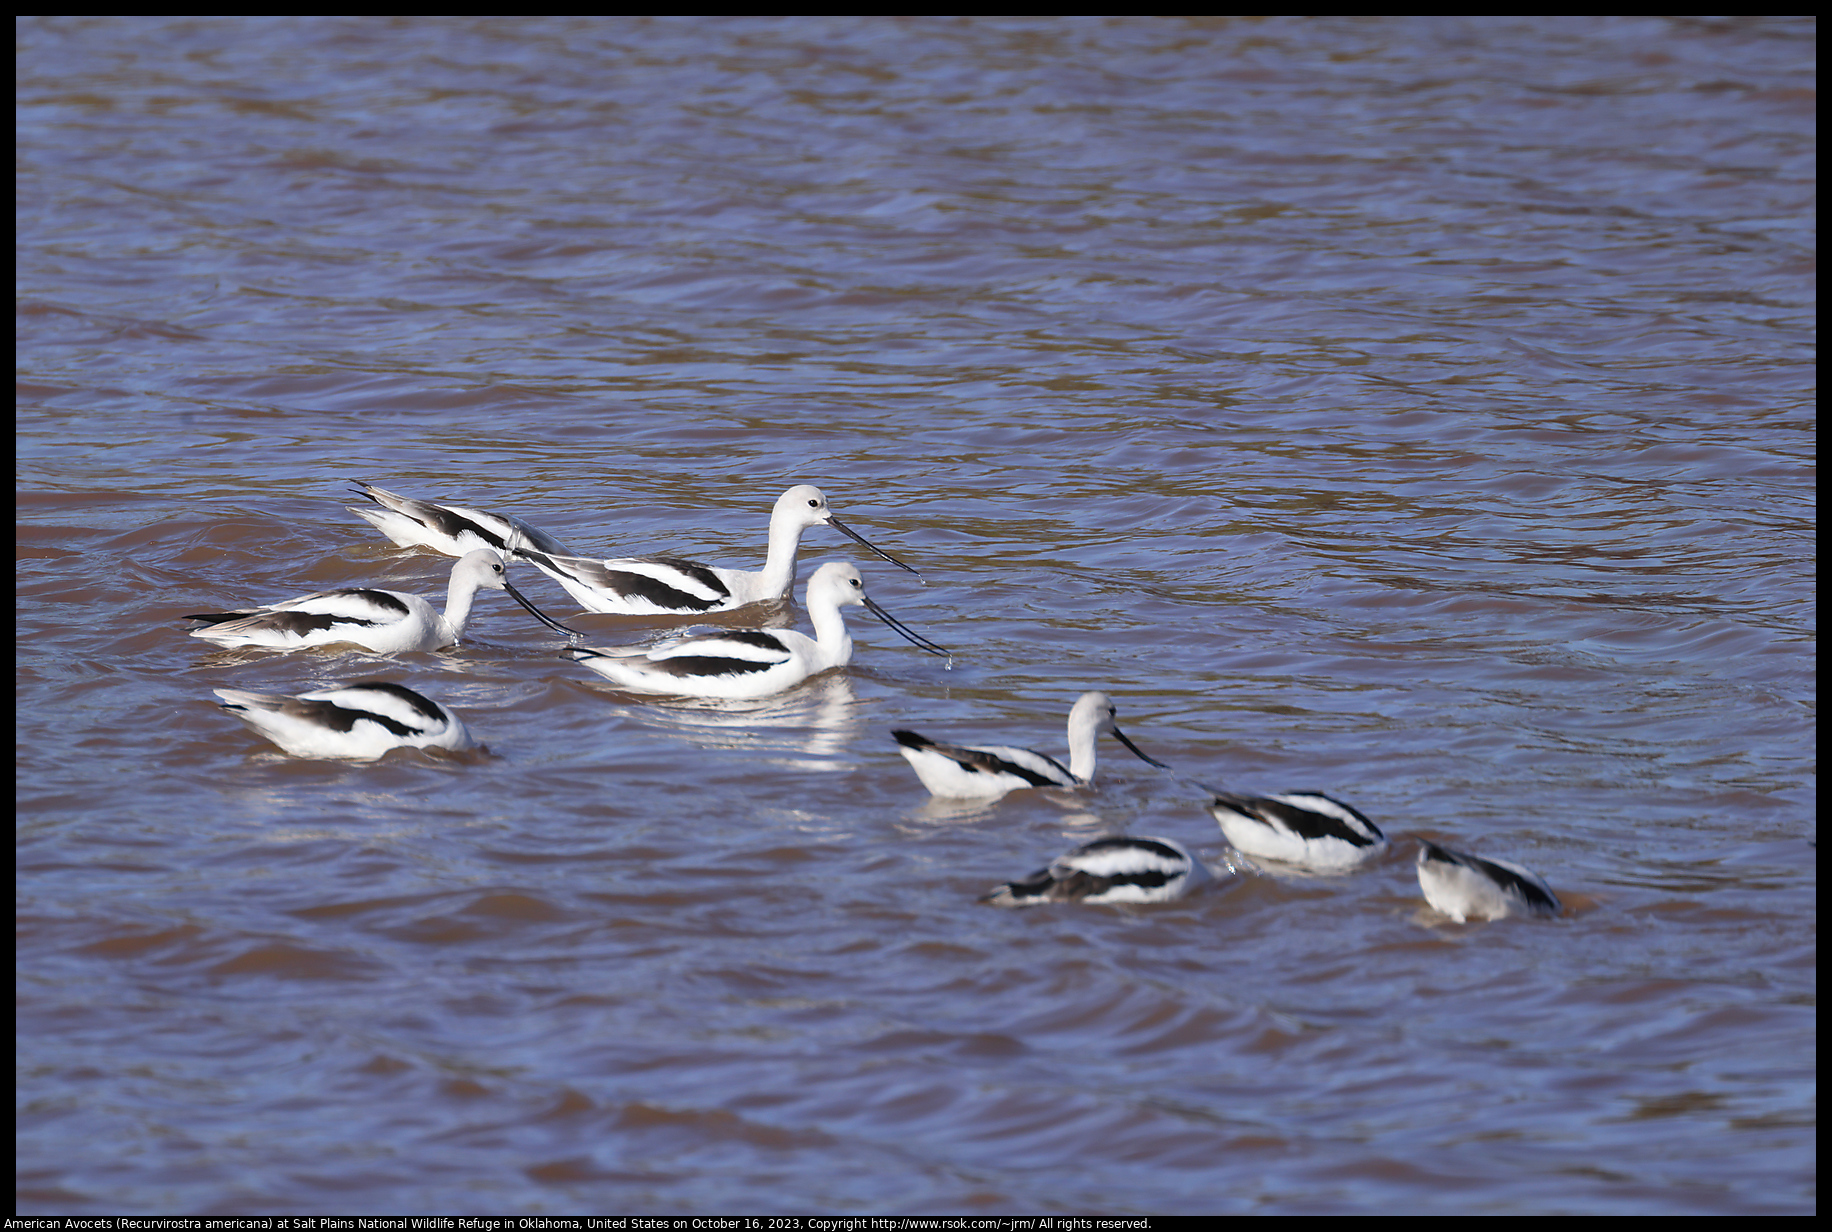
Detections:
[347, 482, 576, 558]
[1416, 838, 1561, 923]
[983, 836, 1210, 907]
[568, 560, 948, 699]
[1206, 790, 1389, 871]
[211, 680, 476, 760]
[184, 549, 578, 654]
[893, 691, 1169, 799]
[515, 484, 919, 616]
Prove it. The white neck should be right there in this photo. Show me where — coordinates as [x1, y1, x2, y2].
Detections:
[439, 568, 479, 643]
[1065, 709, 1104, 783]
[753, 507, 811, 601]
[805, 596, 855, 672]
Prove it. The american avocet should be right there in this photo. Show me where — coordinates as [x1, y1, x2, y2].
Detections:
[185, 549, 578, 654]
[568, 560, 947, 699]
[983, 836, 1210, 907]
[347, 482, 575, 558]
[892, 691, 1169, 799]
[212, 680, 475, 760]
[1206, 790, 1389, 871]
[1416, 838, 1560, 923]
[518, 485, 919, 615]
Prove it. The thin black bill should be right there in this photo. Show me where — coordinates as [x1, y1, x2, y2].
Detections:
[829, 513, 921, 578]
[863, 595, 951, 659]
[1112, 725, 1172, 772]
[503, 580, 582, 638]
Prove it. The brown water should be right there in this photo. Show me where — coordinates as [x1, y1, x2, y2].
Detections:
[16, 15, 1815, 1215]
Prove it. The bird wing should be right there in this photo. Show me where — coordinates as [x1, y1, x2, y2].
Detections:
[1215, 791, 1384, 846]
[891, 731, 1073, 786]
[523, 550, 733, 611]
[352, 484, 573, 557]
[575, 629, 792, 679]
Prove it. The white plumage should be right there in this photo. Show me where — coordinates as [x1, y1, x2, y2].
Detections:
[983, 836, 1210, 907]
[1207, 790, 1388, 871]
[516, 484, 919, 615]
[568, 560, 947, 699]
[212, 680, 475, 760]
[184, 549, 577, 654]
[1416, 839, 1561, 922]
[893, 691, 1168, 798]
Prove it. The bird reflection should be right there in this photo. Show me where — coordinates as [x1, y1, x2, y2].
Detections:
[597, 672, 864, 771]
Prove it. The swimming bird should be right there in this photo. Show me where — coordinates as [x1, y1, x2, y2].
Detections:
[212, 680, 475, 760]
[568, 560, 947, 699]
[983, 836, 1210, 907]
[892, 691, 1169, 799]
[347, 482, 575, 558]
[1416, 838, 1560, 923]
[185, 549, 579, 654]
[1206, 790, 1389, 871]
[516, 484, 920, 615]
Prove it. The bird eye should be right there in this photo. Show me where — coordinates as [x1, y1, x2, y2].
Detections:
[807, 499, 821, 509]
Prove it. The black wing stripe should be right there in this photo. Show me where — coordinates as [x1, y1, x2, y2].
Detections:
[606, 558, 730, 611]
[719, 630, 788, 651]
[190, 610, 382, 635]
[1471, 853, 1558, 910]
[419, 505, 510, 552]
[184, 611, 257, 625]
[890, 731, 1067, 786]
[346, 681, 446, 724]
[289, 697, 422, 738]
[1080, 836, 1186, 863]
[643, 653, 779, 678]
[1219, 792, 1383, 847]
[322, 589, 412, 617]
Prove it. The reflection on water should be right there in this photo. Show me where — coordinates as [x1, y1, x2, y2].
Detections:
[587, 672, 867, 771]
[901, 795, 1116, 829]
[16, 14, 1813, 1217]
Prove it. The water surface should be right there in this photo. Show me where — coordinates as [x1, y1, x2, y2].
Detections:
[16, 15, 1816, 1215]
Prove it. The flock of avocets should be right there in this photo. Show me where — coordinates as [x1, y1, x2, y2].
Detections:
[188, 482, 1561, 924]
